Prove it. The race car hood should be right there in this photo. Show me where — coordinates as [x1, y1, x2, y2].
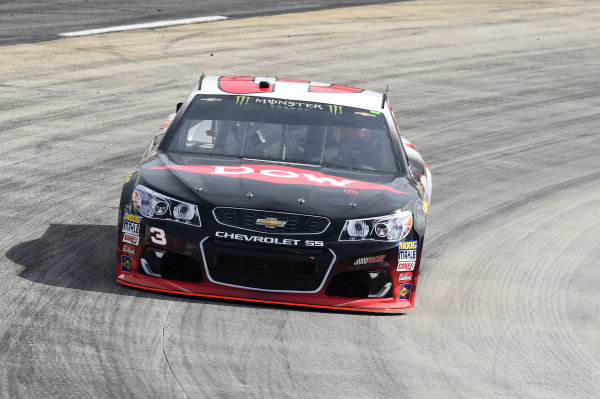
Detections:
[140, 153, 418, 220]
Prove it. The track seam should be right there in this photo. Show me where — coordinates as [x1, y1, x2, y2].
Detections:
[162, 303, 189, 399]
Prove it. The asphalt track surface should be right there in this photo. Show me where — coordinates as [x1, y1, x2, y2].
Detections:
[1, 1, 599, 397]
[0, 0, 408, 46]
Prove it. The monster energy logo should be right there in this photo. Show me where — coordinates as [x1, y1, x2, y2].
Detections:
[236, 96, 250, 105]
[255, 98, 323, 109]
[328, 105, 343, 114]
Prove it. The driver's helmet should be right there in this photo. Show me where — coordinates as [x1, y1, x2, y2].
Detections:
[335, 126, 370, 139]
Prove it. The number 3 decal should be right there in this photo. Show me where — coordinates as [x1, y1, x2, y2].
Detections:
[150, 227, 167, 245]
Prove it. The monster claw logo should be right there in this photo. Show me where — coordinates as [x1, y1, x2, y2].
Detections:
[328, 105, 343, 114]
[236, 96, 250, 105]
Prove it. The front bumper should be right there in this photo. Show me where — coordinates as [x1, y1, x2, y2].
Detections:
[117, 217, 422, 313]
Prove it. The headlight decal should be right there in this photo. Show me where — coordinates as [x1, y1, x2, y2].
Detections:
[339, 211, 413, 241]
[132, 185, 201, 226]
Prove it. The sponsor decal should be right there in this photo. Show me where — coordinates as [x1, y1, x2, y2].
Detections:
[150, 227, 167, 246]
[398, 249, 417, 262]
[355, 111, 375, 118]
[236, 96, 250, 105]
[161, 120, 172, 129]
[152, 164, 408, 194]
[123, 233, 140, 246]
[123, 212, 143, 224]
[122, 221, 141, 236]
[122, 245, 136, 256]
[399, 283, 412, 300]
[256, 217, 286, 229]
[254, 98, 324, 110]
[216, 231, 323, 247]
[200, 97, 222, 102]
[423, 200, 429, 214]
[328, 105, 342, 114]
[344, 189, 358, 195]
[121, 255, 132, 272]
[399, 250, 417, 262]
[398, 241, 418, 270]
[124, 171, 135, 183]
[397, 261, 415, 272]
[398, 241, 418, 250]
[353, 255, 386, 266]
[397, 272, 412, 282]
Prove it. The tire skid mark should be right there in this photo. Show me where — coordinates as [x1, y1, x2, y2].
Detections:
[162, 302, 189, 399]
[423, 179, 600, 397]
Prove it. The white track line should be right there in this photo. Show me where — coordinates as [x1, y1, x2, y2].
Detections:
[59, 16, 228, 37]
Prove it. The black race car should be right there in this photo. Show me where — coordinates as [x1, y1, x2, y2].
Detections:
[117, 75, 431, 312]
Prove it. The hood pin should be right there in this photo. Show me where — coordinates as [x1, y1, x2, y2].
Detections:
[350, 200, 357, 208]
[247, 192, 254, 200]
[298, 197, 305, 205]
[196, 185, 202, 191]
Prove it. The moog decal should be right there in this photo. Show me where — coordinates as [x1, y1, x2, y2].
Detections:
[152, 164, 407, 194]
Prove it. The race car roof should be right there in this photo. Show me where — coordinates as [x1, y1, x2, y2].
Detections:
[197, 75, 386, 111]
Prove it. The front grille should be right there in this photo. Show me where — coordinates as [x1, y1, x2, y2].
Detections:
[213, 207, 330, 234]
[202, 238, 333, 292]
[140, 247, 203, 283]
[325, 271, 393, 298]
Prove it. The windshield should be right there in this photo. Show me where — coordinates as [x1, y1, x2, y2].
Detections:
[167, 95, 399, 173]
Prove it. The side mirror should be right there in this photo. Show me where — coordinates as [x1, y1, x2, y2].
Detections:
[176, 102, 183, 112]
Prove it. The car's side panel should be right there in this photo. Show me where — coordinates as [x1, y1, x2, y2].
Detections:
[402, 137, 432, 204]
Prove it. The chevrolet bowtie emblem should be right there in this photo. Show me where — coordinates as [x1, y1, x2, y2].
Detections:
[256, 217, 287, 228]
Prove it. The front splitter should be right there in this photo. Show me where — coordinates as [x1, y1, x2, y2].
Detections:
[117, 275, 413, 313]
